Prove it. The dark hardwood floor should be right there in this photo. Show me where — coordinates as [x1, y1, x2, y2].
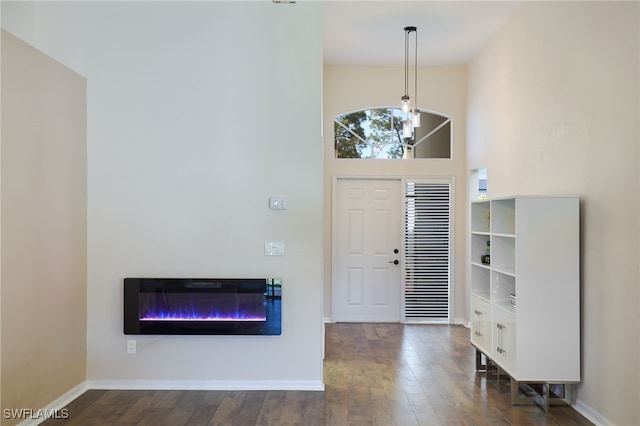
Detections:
[42, 323, 593, 425]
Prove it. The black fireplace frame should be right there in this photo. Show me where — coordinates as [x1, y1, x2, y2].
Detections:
[124, 278, 281, 335]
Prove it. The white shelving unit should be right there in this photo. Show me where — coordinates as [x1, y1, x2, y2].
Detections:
[469, 196, 580, 411]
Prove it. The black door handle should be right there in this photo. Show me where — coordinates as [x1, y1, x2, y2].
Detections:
[389, 259, 399, 265]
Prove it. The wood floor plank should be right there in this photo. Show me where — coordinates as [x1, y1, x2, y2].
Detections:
[40, 324, 594, 425]
[209, 391, 246, 424]
[278, 391, 309, 424]
[255, 390, 286, 425]
[233, 391, 266, 425]
[116, 392, 156, 424]
[184, 404, 219, 425]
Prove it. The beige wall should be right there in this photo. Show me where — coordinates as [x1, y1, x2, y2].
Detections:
[323, 65, 468, 323]
[467, 2, 639, 424]
[1, 30, 87, 424]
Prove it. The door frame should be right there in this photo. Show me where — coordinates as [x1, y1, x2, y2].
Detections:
[330, 174, 456, 324]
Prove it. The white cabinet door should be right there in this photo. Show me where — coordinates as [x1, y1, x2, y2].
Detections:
[492, 305, 516, 375]
[471, 295, 492, 354]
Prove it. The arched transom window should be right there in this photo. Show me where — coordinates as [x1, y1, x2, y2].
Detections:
[334, 107, 451, 159]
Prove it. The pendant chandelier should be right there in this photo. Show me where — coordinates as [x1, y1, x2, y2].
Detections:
[401, 26, 420, 139]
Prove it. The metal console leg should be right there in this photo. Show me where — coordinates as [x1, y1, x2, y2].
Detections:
[496, 366, 510, 393]
[475, 348, 486, 372]
[510, 380, 572, 412]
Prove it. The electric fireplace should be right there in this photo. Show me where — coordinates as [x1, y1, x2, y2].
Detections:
[124, 278, 281, 335]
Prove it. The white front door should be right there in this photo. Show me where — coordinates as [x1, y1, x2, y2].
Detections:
[333, 179, 402, 322]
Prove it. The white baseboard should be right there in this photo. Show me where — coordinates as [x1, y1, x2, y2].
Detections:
[86, 379, 325, 392]
[572, 399, 614, 426]
[453, 317, 467, 326]
[17, 382, 88, 426]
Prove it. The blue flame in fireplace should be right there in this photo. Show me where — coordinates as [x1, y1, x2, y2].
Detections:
[140, 306, 266, 322]
[138, 290, 268, 322]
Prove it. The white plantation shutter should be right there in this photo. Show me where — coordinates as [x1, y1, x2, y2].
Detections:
[404, 181, 451, 322]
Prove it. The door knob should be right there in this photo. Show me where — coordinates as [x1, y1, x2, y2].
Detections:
[389, 259, 399, 265]
[394, 249, 399, 254]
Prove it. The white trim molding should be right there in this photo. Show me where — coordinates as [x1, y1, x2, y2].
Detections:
[17, 382, 88, 426]
[86, 379, 325, 392]
[572, 399, 615, 426]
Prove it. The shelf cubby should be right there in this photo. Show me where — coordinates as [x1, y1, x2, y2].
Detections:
[471, 233, 492, 266]
[491, 270, 515, 305]
[491, 198, 515, 235]
[471, 264, 491, 296]
[491, 235, 515, 275]
[471, 201, 491, 233]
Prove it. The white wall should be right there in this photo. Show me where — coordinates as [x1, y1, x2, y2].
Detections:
[2, 1, 324, 389]
[323, 65, 468, 323]
[467, 2, 639, 424]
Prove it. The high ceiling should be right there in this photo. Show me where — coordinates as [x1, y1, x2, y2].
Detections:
[322, 1, 521, 66]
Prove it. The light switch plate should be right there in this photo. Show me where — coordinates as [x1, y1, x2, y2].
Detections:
[264, 241, 284, 256]
[269, 197, 287, 210]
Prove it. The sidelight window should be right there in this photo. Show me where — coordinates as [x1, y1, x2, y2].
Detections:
[404, 180, 451, 322]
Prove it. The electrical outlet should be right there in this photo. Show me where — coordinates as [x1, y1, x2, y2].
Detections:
[127, 339, 136, 354]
